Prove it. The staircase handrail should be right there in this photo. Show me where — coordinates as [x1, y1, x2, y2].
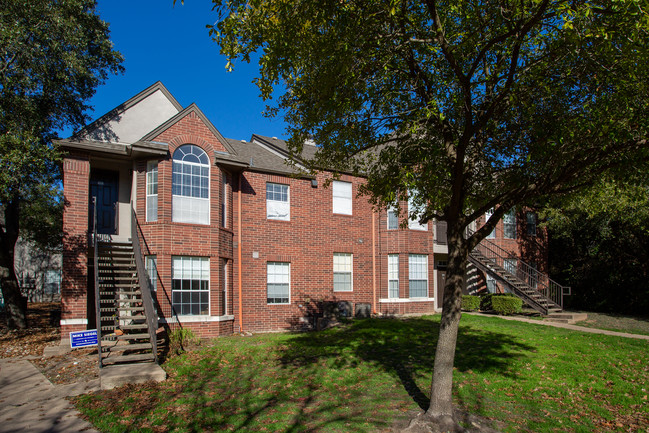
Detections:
[130, 206, 158, 363]
[470, 229, 569, 308]
[92, 197, 103, 368]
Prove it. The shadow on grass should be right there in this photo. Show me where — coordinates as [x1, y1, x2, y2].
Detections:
[278, 316, 534, 410]
[77, 317, 534, 432]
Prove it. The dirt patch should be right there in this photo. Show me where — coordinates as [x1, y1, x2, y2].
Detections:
[31, 348, 100, 385]
[0, 302, 60, 358]
[573, 311, 649, 335]
[1, 302, 99, 384]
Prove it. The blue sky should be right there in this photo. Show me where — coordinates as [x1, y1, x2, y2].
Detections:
[58, 0, 287, 141]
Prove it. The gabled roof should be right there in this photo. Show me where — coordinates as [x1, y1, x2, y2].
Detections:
[138, 103, 238, 156]
[251, 134, 319, 162]
[74, 81, 183, 143]
[226, 138, 312, 177]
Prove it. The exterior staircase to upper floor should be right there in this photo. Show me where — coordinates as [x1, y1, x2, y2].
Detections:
[95, 241, 157, 367]
[468, 235, 570, 316]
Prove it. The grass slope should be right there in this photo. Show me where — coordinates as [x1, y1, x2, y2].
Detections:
[76, 315, 649, 432]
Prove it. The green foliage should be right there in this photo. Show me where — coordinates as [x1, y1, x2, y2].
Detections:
[0, 1, 122, 328]
[168, 327, 200, 355]
[211, 0, 649, 233]
[461, 295, 480, 311]
[480, 293, 519, 312]
[544, 178, 649, 315]
[491, 296, 523, 315]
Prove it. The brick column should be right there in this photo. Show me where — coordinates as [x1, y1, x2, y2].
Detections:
[60, 155, 90, 339]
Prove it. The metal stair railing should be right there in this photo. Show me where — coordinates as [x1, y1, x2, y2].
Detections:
[91, 197, 104, 368]
[471, 232, 570, 309]
[131, 206, 158, 364]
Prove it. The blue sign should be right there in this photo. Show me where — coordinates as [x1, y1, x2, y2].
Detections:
[70, 329, 98, 348]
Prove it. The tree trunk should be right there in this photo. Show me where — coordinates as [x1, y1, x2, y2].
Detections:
[426, 222, 467, 419]
[0, 196, 27, 329]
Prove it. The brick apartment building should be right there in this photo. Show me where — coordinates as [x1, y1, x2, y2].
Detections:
[56, 82, 550, 341]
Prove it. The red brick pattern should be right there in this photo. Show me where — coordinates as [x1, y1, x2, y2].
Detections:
[61, 155, 90, 335]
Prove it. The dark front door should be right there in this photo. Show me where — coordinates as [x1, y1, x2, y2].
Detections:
[436, 264, 447, 309]
[90, 170, 119, 235]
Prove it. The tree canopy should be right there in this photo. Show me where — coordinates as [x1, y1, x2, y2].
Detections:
[0, 0, 123, 328]
[211, 0, 649, 424]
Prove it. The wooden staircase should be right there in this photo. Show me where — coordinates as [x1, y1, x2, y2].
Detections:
[469, 235, 569, 315]
[96, 241, 156, 366]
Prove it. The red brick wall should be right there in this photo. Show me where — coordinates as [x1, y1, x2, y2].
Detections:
[61, 154, 90, 335]
[234, 172, 438, 332]
[133, 112, 234, 338]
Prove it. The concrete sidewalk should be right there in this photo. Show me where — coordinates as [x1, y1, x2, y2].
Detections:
[0, 358, 100, 433]
[466, 312, 649, 341]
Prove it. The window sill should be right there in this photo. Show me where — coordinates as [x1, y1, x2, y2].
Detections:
[379, 297, 434, 303]
[160, 315, 234, 323]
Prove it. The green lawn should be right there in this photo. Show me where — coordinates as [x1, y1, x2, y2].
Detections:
[75, 315, 649, 432]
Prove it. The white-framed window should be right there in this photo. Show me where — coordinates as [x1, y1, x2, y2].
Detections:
[332, 180, 352, 215]
[172, 144, 210, 225]
[388, 254, 399, 298]
[146, 161, 158, 222]
[222, 173, 228, 227]
[485, 208, 495, 239]
[408, 191, 427, 230]
[526, 212, 537, 236]
[172, 256, 209, 315]
[266, 182, 290, 221]
[486, 274, 497, 293]
[145, 255, 157, 291]
[333, 253, 353, 291]
[387, 207, 398, 230]
[267, 262, 290, 304]
[503, 208, 516, 239]
[409, 254, 428, 298]
[504, 258, 518, 276]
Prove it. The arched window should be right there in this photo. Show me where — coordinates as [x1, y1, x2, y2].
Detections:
[172, 144, 210, 224]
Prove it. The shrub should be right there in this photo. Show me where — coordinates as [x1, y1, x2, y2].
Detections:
[168, 328, 200, 355]
[480, 293, 520, 312]
[461, 295, 480, 311]
[491, 295, 523, 315]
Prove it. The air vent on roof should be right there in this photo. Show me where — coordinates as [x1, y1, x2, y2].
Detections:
[272, 136, 277, 140]
[241, 139, 246, 143]
[305, 139, 316, 146]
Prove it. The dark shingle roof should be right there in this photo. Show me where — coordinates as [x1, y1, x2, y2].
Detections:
[224, 138, 311, 177]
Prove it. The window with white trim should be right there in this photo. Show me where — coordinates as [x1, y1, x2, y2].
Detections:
[332, 181, 352, 215]
[486, 274, 497, 293]
[408, 191, 427, 230]
[172, 256, 209, 315]
[267, 262, 290, 304]
[526, 212, 537, 236]
[333, 253, 353, 291]
[145, 255, 157, 291]
[266, 182, 290, 221]
[485, 208, 495, 239]
[504, 258, 518, 276]
[387, 207, 398, 230]
[146, 161, 158, 222]
[503, 208, 516, 239]
[172, 144, 210, 225]
[388, 254, 399, 298]
[409, 254, 428, 298]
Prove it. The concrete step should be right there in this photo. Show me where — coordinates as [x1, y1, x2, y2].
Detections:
[100, 362, 166, 390]
[544, 312, 586, 324]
